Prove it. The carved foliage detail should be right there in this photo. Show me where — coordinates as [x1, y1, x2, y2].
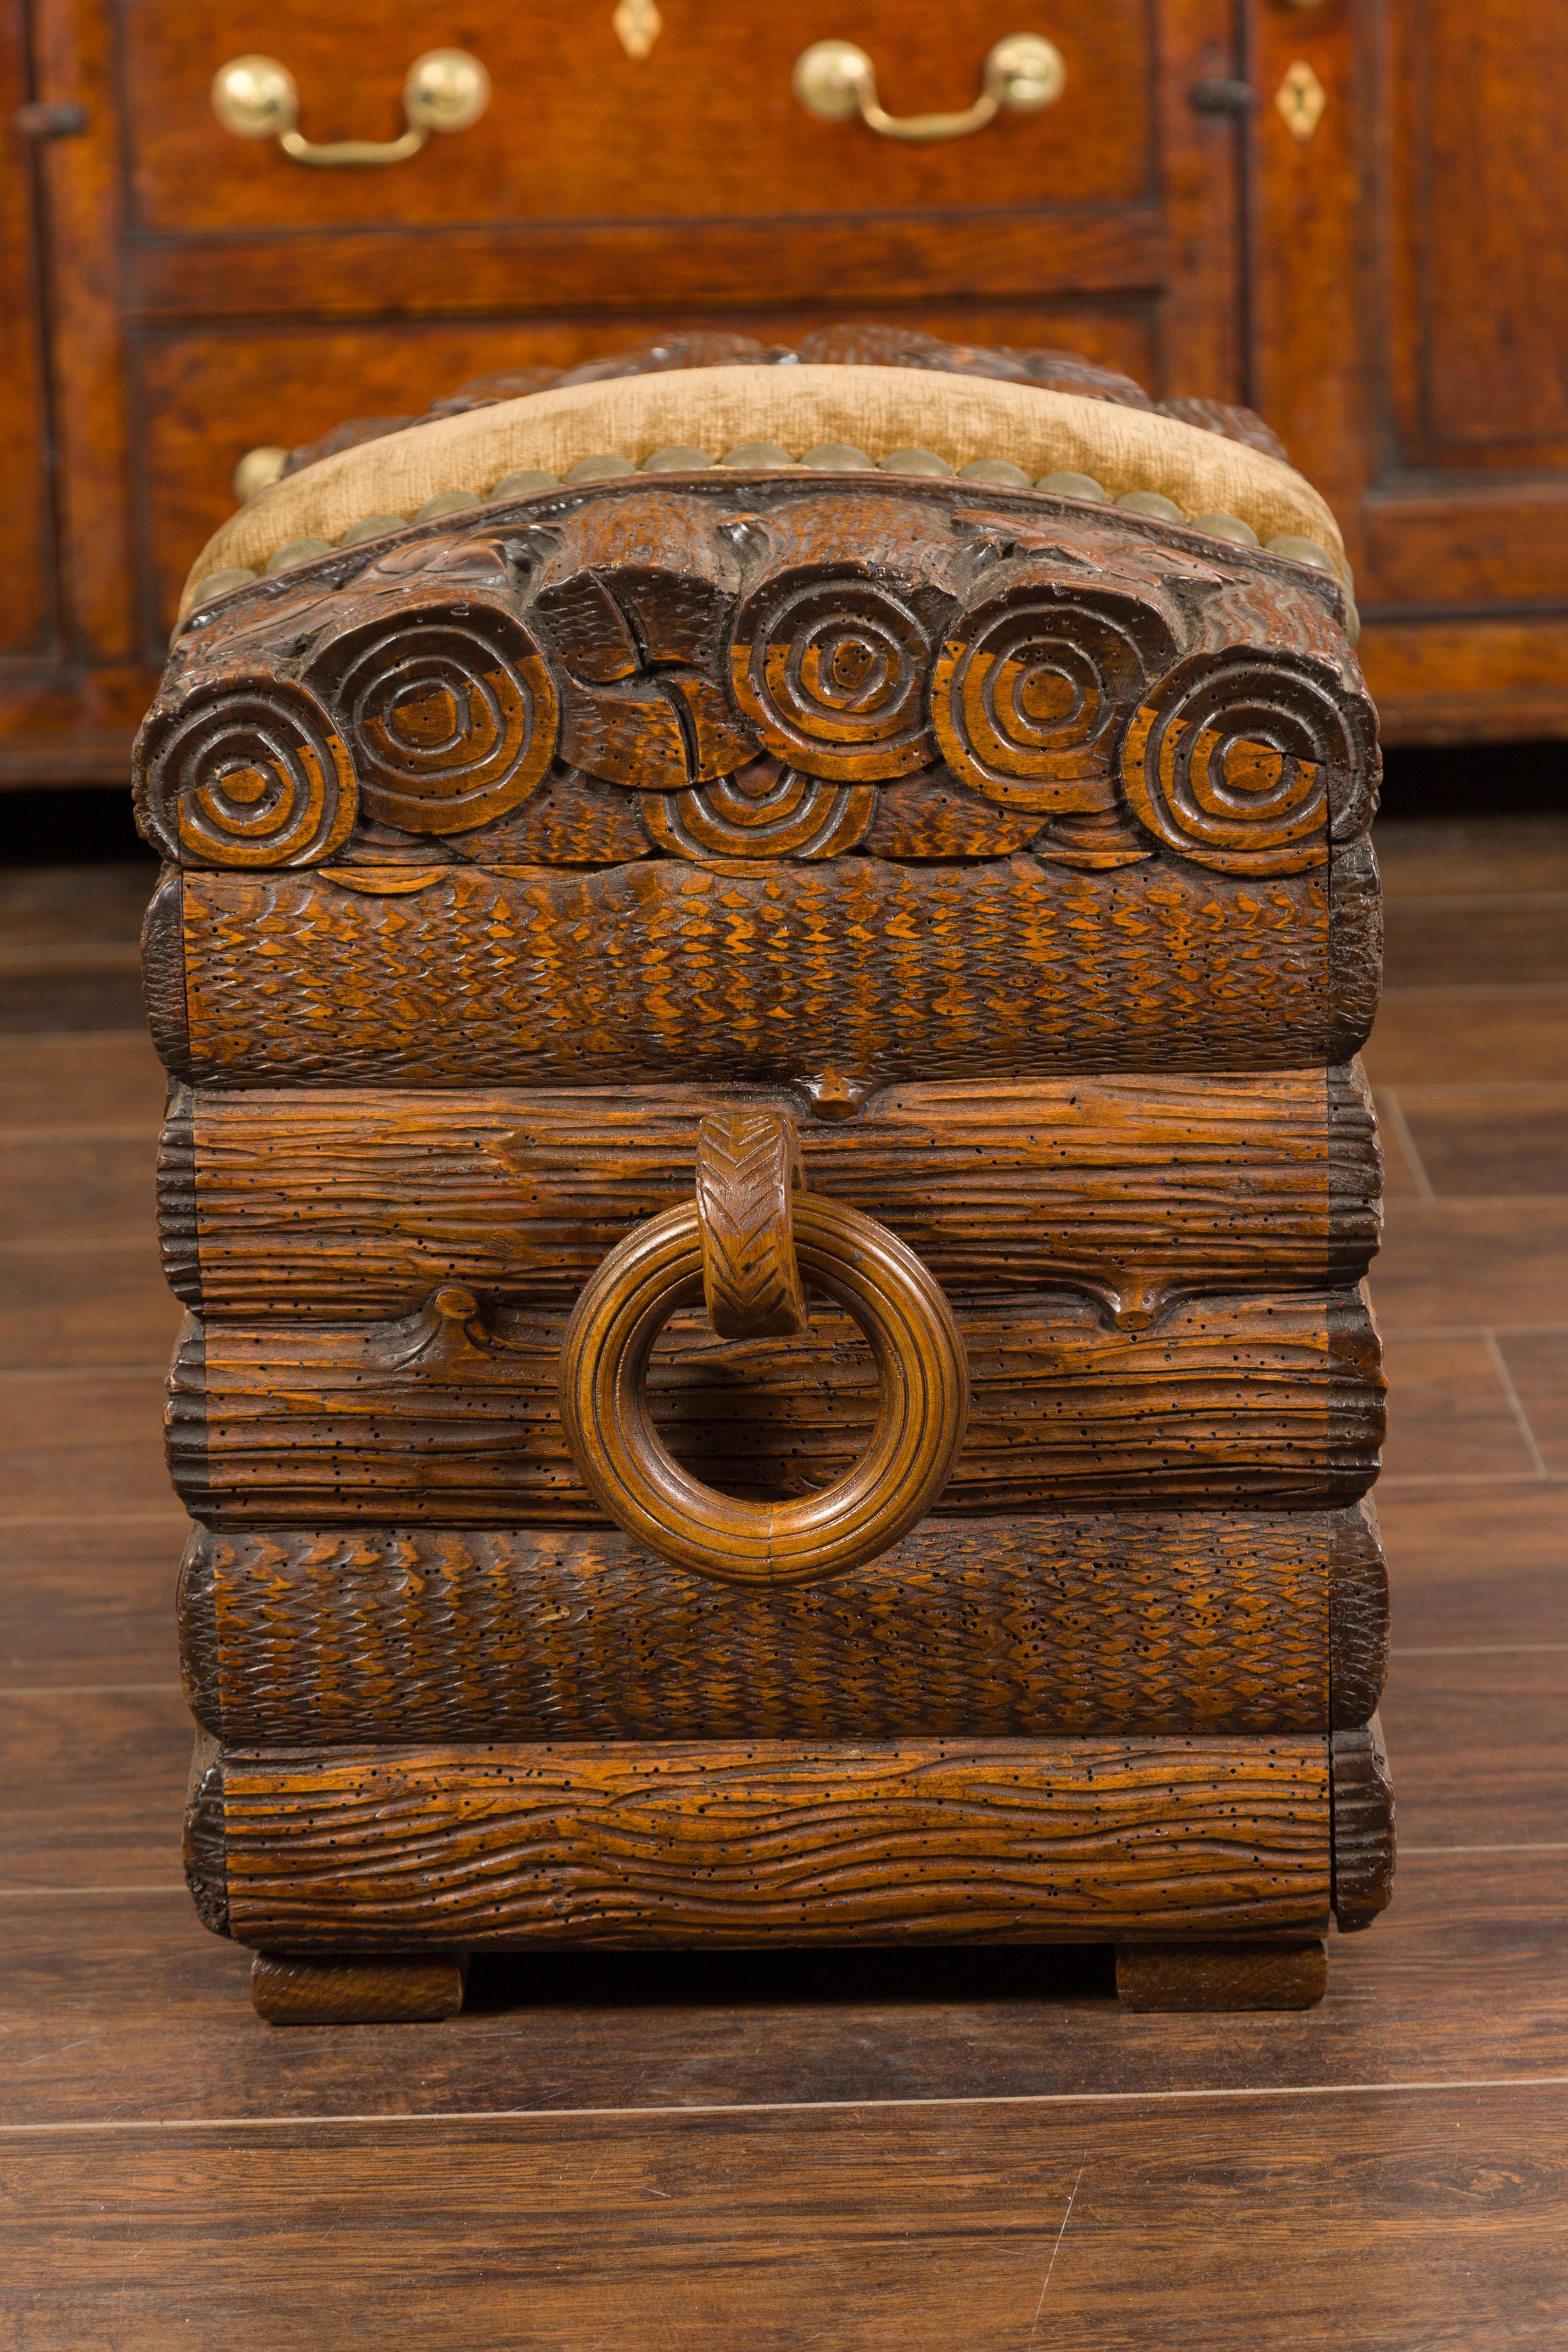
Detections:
[307, 597, 560, 836]
[933, 575, 1181, 815]
[1122, 648, 1377, 875]
[134, 668, 357, 869]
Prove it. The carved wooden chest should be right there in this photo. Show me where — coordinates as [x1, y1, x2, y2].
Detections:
[142, 330, 1393, 2024]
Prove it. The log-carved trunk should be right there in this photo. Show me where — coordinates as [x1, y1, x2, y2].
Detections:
[141, 435, 1392, 2017]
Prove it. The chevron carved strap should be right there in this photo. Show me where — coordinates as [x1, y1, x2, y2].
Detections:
[695, 1110, 809, 1340]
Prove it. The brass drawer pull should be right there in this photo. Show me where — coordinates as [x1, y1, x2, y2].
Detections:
[559, 1111, 970, 1590]
[793, 32, 1065, 144]
[210, 50, 489, 168]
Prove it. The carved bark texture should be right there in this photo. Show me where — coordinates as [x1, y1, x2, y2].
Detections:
[218, 1735, 1334, 1951]
[863, 771, 1050, 859]
[178, 1508, 1385, 1748]
[329, 759, 1312, 872]
[151, 847, 1378, 1091]
[1331, 1711, 1396, 1928]
[417, 764, 655, 867]
[167, 1287, 1384, 1525]
[157, 1067, 1380, 1321]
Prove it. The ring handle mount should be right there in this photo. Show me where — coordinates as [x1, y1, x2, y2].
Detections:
[211, 49, 490, 168]
[694, 1110, 809, 1341]
[558, 1114, 969, 1590]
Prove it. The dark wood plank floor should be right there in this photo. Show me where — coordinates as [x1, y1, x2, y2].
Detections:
[2, 821, 1565, 2349]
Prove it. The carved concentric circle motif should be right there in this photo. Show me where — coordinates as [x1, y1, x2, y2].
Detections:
[133, 670, 356, 868]
[730, 572, 937, 781]
[644, 761, 875, 860]
[933, 584, 1179, 812]
[1121, 647, 1377, 875]
[308, 601, 559, 834]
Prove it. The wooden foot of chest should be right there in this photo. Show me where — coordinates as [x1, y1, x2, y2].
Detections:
[250, 1950, 466, 2027]
[1114, 1938, 1328, 2011]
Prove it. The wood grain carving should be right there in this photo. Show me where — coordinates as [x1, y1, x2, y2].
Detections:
[644, 764, 875, 861]
[216, 1736, 1334, 1951]
[166, 1287, 1384, 1525]
[529, 488, 742, 682]
[1328, 1501, 1390, 1731]
[148, 478, 1365, 874]
[727, 495, 963, 782]
[303, 591, 560, 835]
[148, 844, 1379, 1090]
[177, 1508, 1387, 1748]
[932, 564, 1179, 814]
[182, 1730, 227, 1937]
[862, 771, 1050, 858]
[157, 1069, 1381, 1324]
[428, 765, 655, 866]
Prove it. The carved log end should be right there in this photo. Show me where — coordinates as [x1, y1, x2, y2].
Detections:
[183, 1730, 229, 1939]
[1331, 1712, 1395, 1929]
[141, 865, 190, 1081]
[1330, 1499, 1389, 1728]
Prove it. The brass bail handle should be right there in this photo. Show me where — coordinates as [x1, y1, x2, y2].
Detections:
[793, 31, 1066, 143]
[558, 1109, 970, 1590]
[211, 49, 490, 168]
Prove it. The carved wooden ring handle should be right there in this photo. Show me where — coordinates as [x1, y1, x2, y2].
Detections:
[558, 1112, 969, 1589]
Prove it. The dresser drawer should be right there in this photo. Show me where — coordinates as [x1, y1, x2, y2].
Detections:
[125, 0, 1150, 239]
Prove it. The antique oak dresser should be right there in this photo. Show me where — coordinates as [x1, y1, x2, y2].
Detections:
[140, 329, 1394, 2025]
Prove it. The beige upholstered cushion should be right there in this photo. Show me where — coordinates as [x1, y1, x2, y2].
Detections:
[181, 364, 1346, 616]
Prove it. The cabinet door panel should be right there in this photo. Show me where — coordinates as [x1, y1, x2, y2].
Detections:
[1250, 0, 1568, 739]
[1388, 0, 1568, 472]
